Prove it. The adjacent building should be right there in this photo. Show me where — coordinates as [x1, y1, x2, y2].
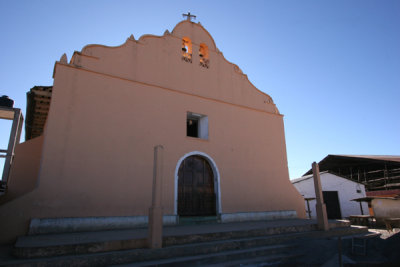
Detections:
[303, 155, 400, 196]
[292, 172, 368, 219]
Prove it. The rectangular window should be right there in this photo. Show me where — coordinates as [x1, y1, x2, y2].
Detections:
[187, 112, 208, 139]
[187, 116, 199, 137]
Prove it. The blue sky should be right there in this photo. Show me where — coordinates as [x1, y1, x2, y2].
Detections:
[0, 0, 399, 179]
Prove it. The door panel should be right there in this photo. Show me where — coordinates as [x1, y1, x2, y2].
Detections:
[178, 156, 216, 216]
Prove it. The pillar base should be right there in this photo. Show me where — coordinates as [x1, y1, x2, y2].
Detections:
[148, 206, 163, 248]
[316, 203, 329, 231]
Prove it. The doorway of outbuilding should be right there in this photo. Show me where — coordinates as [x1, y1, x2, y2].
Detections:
[323, 191, 342, 219]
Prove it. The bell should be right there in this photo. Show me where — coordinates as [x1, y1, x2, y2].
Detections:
[182, 47, 187, 52]
[0, 95, 14, 108]
[199, 53, 203, 58]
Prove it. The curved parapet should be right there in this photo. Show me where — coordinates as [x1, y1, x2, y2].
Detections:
[53, 20, 280, 115]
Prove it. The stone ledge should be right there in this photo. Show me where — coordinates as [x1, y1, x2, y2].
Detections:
[221, 210, 297, 223]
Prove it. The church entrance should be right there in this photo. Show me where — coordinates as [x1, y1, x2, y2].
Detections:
[178, 155, 216, 216]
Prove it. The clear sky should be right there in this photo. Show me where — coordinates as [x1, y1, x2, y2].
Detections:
[0, 0, 399, 179]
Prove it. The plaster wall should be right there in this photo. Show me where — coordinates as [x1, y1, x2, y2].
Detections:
[0, 21, 305, 244]
[36, 65, 303, 216]
[292, 173, 369, 219]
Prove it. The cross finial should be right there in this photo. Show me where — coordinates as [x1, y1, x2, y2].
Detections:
[182, 12, 196, 21]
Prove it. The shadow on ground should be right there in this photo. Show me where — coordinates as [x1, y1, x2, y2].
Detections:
[291, 228, 400, 267]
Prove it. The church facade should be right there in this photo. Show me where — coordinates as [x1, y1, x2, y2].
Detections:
[0, 19, 305, 244]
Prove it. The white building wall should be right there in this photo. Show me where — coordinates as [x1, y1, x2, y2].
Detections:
[292, 173, 369, 219]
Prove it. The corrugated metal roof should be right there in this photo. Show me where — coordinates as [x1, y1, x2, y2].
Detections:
[291, 171, 364, 185]
[304, 154, 400, 176]
[25, 86, 52, 140]
[302, 154, 400, 192]
[334, 155, 400, 163]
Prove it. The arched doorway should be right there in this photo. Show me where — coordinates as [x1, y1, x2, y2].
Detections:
[178, 155, 216, 216]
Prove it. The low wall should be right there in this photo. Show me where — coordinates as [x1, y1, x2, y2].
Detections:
[0, 136, 43, 204]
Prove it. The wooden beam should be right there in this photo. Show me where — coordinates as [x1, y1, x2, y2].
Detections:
[32, 90, 52, 97]
[33, 96, 51, 103]
[34, 103, 50, 109]
[0, 109, 15, 120]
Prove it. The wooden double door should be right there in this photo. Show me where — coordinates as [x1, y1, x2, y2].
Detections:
[178, 155, 216, 216]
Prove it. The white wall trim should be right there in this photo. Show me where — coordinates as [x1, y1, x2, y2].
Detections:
[174, 151, 222, 215]
[199, 116, 209, 139]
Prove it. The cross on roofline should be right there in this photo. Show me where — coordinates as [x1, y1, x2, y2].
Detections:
[183, 12, 196, 21]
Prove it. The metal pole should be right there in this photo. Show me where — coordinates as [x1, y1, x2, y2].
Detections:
[338, 236, 343, 267]
[384, 164, 388, 190]
[364, 170, 367, 183]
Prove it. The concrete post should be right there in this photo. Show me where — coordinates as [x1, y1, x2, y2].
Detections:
[148, 145, 164, 248]
[1, 108, 23, 184]
[312, 162, 329, 231]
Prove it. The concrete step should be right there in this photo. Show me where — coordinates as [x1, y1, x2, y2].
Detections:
[13, 220, 354, 258]
[2, 225, 368, 266]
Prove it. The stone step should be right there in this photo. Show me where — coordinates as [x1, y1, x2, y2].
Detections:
[13, 220, 354, 258]
[3, 244, 297, 267]
[205, 253, 304, 267]
[3, 226, 368, 266]
[110, 244, 296, 267]
[178, 216, 219, 225]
